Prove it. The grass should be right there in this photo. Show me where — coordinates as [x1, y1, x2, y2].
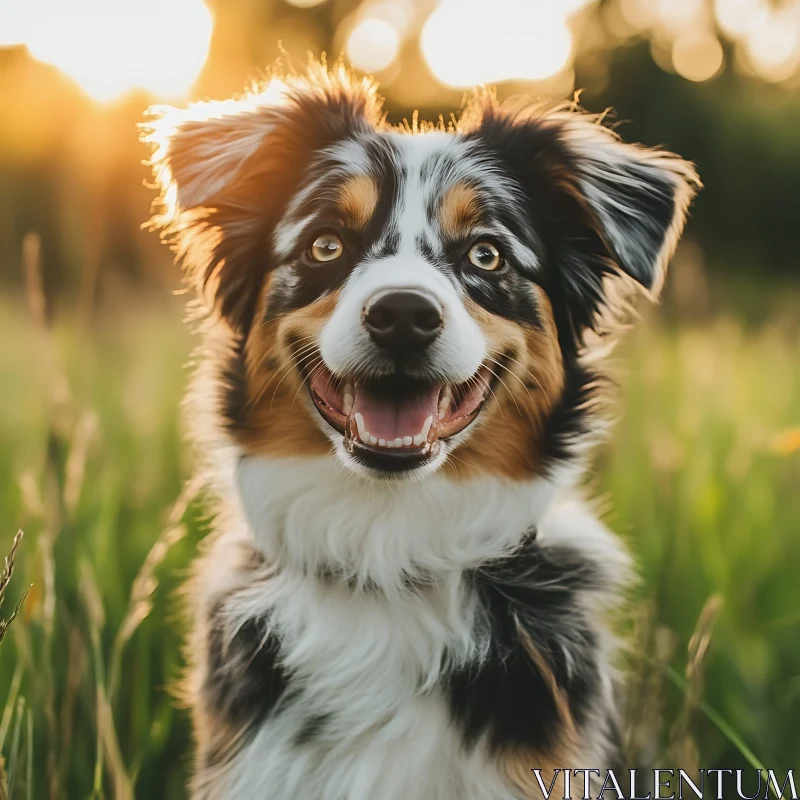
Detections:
[0, 284, 798, 798]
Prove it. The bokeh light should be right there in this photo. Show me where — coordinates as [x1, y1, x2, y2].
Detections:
[616, 0, 800, 85]
[743, 9, 800, 83]
[715, 0, 768, 38]
[0, 0, 212, 102]
[346, 17, 402, 73]
[421, 0, 585, 87]
[654, 0, 705, 33]
[672, 30, 724, 82]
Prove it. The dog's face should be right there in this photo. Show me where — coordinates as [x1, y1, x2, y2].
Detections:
[146, 68, 698, 482]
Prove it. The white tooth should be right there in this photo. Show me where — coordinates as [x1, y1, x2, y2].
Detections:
[343, 383, 354, 415]
[393, 438, 404, 448]
[354, 413, 368, 442]
[369, 435, 378, 445]
[438, 386, 453, 417]
[420, 415, 434, 441]
[378, 439, 386, 447]
[413, 433, 424, 446]
[402, 436, 413, 446]
[386, 440, 396, 448]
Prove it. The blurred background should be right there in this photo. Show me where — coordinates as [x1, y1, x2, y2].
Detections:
[0, 0, 798, 797]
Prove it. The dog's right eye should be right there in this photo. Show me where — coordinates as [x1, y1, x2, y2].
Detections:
[467, 241, 502, 272]
[310, 233, 344, 263]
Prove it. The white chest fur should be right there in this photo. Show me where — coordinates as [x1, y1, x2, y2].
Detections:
[193, 455, 626, 799]
[215, 572, 521, 800]
[234, 455, 564, 588]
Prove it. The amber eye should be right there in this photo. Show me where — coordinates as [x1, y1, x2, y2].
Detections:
[310, 233, 343, 262]
[467, 241, 502, 271]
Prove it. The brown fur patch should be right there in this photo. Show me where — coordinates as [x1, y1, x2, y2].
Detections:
[504, 749, 575, 799]
[445, 288, 564, 480]
[337, 174, 379, 230]
[516, 617, 575, 735]
[438, 182, 480, 240]
[231, 281, 339, 458]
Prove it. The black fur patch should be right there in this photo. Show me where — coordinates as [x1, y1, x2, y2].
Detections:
[538, 358, 602, 473]
[219, 334, 249, 439]
[293, 712, 331, 747]
[465, 113, 615, 347]
[458, 264, 544, 327]
[445, 532, 603, 755]
[581, 160, 677, 291]
[203, 599, 288, 738]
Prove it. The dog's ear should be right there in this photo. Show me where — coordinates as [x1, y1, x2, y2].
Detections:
[144, 88, 292, 219]
[559, 115, 701, 296]
[142, 69, 382, 329]
[465, 103, 700, 340]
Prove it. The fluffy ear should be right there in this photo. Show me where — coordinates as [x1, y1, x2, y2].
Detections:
[463, 100, 700, 342]
[141, 67, 383, 329]
[560, 116, 701, 295]
[143, 86, 291, 220]
[142, 85, 301, 328]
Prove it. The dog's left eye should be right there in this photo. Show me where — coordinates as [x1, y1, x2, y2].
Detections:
[310, 233, 344, 262]
[467, 241, 502, 271]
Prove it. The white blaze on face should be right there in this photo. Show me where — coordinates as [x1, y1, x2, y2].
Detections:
[319, 132, 487, 383]
[393, 132, 453, 258]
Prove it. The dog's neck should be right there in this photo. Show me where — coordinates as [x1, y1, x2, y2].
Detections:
[232, 454, 577, 592]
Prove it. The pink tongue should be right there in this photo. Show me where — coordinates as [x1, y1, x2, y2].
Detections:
[353, 383, 440, 441]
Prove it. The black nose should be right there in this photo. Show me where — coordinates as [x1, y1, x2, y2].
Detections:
[363, 290, 443, 357]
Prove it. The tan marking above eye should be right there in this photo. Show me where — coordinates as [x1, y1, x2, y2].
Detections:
[310, 233, 343, 262]
[337, 174, 379, 230]
[439, 182, 480, 240]
[468, 241, 502, 271]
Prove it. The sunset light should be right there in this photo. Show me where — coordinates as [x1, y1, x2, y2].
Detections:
[0, 0, 212, 102]
[420, 0, 587, 88]
[346, 18, 402, 73]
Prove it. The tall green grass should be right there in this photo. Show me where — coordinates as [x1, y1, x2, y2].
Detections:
[0, 287, 797, 797]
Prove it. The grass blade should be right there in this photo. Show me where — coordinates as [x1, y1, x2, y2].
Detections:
[0, 668, 23, 756]
[25, 711, 31, 800]
[7, 698, 25, 799]
[665, 666, 782, 799]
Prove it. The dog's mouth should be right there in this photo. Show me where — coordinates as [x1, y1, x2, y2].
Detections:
[305, 360, 496, 472]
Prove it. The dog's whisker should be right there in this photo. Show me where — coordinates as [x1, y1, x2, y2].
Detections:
[250, 347, 321, 410]
[489, 350, 543, 394]
[484, 354, 537, 403]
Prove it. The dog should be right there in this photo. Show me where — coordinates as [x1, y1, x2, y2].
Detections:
[143, 63, 699, 799]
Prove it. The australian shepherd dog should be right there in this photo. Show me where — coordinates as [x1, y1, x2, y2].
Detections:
[143, 63, 699, 799]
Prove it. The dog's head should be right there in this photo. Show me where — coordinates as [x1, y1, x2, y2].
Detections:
[145, 66, 699, 482]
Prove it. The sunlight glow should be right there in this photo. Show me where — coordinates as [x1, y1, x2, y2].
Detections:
[421, 0, 585, 87]
[366, 1, 413, 37]
[672, 31, 724, 82]
[715, 0, 768, 38]
[655, 0, 705, 33]
[617, 0, 657, 30]
[715, 0, 800, 83]
[346, 17, 402, 73]
[0, 0, 213, 102]
[745, 19, 800, 82]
